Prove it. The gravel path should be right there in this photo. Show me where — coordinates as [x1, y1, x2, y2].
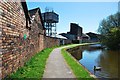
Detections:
[43, 47, 75, 78]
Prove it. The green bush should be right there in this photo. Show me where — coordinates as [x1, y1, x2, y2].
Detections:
[98, 12, 120, 50]
[101, 28, 120, 50]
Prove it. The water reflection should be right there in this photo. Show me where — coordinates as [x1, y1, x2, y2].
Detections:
[67, 44, 120, 78]
[96, 50, 119, 78]
[67, 46, 84, 60]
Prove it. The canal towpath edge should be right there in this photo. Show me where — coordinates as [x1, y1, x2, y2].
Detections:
[42, 43, 98, 79]
[42, 46, 76, 78]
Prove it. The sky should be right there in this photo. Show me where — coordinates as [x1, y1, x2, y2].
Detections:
[26, 2, 118, 34]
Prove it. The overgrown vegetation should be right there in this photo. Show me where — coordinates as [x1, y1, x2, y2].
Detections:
[61, 48, 95, 80]
[98, 12, 120, 50]
[8, 47, 54, 79]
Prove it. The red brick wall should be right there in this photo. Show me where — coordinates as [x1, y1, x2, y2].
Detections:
[39, 34, 44, 51]
[0, 2, 44, 78]
[0, 1, 71, 79]
[0, 2, 28, 78]
[64, 39, 72, 45]
[44, 36, 59, 48]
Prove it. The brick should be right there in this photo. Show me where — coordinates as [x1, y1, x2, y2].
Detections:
[0, 1, 71, 79]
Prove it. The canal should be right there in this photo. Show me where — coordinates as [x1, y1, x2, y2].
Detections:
[67, 44, 119, 78]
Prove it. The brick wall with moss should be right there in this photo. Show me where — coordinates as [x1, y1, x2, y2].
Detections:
[1, 2, 27, 78]
[0, 1, 42, 78]
[0, 1, 72, 79]
[0, 1, 61, 78]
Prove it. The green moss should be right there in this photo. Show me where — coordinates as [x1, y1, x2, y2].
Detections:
[61, 46, 95, 80]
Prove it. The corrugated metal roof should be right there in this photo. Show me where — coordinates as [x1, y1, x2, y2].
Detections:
[56, 35, 67, 39]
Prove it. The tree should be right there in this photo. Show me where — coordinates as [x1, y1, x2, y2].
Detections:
[98, 12, 120, 50]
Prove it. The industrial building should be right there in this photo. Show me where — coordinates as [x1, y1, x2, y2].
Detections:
[69, 23, 82, 37]
[60, 23, 91, 43]
[86, 32, 100, 42]
[69, 23, 82, 40]
[0, 2, 70, 78]
[60, 23, 83, 40]
[42, 8, 59, 37]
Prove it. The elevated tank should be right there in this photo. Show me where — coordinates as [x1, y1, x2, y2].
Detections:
[42, 12, 59, 23]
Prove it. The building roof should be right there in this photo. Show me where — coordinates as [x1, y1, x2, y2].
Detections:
[59, 33, 76, 40]
[82, 33, 90, 38]
[29, 7, 45, 29]
[21, 2, 31, 23]
[29, 8, 38, 17]
[86, 32, 99, 38]
[56, 35, 67, 39]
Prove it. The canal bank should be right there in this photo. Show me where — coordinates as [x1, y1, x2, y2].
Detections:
[42, 43, 97, 79]
[64, 43, 119, 79]
[61, 43, 98, 80]
[7, 43, 98, 79]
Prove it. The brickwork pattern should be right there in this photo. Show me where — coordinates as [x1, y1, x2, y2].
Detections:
[0, 2, 46, 78]
[44, 36, 59, 48]
[0, 2, 28, 78]
[0, 1, 71, 79]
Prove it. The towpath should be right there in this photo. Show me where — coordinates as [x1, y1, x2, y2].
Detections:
[42, 47, 75, 78]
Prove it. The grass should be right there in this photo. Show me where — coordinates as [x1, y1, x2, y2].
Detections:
[8, 47, 54, 79]
[61, 42, 100, 49]
[7, 43, 98, 79]
[61, 43, 96, 80]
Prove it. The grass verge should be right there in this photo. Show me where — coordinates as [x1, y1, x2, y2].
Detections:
[61, 44, 96, 80]
[8, 47, 54, 79]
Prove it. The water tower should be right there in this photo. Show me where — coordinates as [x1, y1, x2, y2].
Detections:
[42, 7, 59, 37]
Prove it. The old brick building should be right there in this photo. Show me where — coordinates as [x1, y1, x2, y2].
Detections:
[0, 1, 31, 78]
[0, 1, 71, 79]
[29, 8, 45, 51]
[0, 1, 47, 78]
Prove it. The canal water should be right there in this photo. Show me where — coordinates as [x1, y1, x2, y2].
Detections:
[67, 44, 120, 78]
